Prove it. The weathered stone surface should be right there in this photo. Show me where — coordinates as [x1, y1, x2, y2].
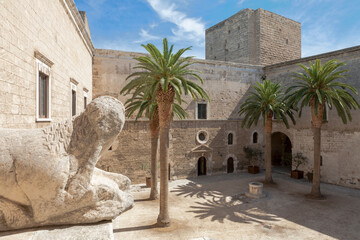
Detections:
[0, 0, 94, 129]
[0, 221, 114, 240]
[205, 8, 301, 65]
[0, 96, 133, 231]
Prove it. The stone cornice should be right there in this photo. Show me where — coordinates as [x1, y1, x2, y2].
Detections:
[264, 45, 360, 71]
[34, 51, 54, 67]
[60, 0, 94, 56]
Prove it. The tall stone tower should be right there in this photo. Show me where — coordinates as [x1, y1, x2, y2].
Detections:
[205, 8, 301, 65]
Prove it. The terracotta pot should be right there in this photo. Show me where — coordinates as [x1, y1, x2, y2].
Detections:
[248, 166, 260, 174]
[291, 170, 304, 179]
[146, 177, 151, 188]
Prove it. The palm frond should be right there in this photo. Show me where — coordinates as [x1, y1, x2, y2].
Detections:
[239, 79, 295, 128]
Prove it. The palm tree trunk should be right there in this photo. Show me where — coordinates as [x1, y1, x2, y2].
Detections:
[310, 99, 324, 198]
[149, 108, 159, 200]
[157, 126, 170, 226]
[311, 125, 322, 198]
[265, 114, 273, 183]
[156, 87, 174, 227]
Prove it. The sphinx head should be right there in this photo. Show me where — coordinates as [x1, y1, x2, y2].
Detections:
[70, 96, 125, 156]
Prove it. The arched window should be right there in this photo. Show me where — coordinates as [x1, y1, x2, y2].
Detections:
[253, 132, 258, 144]
[228, 133, 233, 145]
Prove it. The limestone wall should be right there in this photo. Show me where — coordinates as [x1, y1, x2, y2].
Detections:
[265, 45, 360, 189]
[93, 49, 263, 120]
[94, 46, 360, 189]
[205, 8, 301, 65]
[205, 9, 256, 64]
[93, 49, 265, 183]
[258, 9, 301, 65]
[97, 120, 265, 184]
[0, 0, 93, 128]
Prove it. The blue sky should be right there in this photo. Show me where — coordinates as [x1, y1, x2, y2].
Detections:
[74, 0, 360, 59]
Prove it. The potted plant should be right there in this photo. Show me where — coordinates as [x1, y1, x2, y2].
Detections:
[243, 146, 263, 174]
[291, 152, 308, 179]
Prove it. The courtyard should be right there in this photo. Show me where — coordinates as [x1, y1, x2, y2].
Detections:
[113, 172, 360, 240]
[1, 0, 360, 238]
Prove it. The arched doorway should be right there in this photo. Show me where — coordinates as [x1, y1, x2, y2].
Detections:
[227, 157, 234, 173]
[271, 132, 292, 167]
[198, 157, 207, 176]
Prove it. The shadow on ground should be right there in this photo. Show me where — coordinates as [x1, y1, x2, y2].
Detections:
[171, 173, 360, 240]
[113, 223, 158, 233]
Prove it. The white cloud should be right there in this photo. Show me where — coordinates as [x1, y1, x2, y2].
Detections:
[149, 22, 158, 29]
[237, 0, 246, 6]
[135, 29, 161, 43]
[145, 0, 205, 46]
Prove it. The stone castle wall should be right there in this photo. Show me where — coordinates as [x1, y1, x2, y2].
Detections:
[258, 9, 301, 65]
[205, 9, 255, 64]
[0, 0, 93, 128]
[265, 45, 360, 189]
[93, 49, 265, 183]
[97, 120, 264, 184]
[205, 8, 301, 65]
[94, 46, 360, 189]
[93, 49, 263, 120]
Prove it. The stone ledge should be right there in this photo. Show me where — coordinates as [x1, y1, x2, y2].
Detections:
[0, 221, 114, 240]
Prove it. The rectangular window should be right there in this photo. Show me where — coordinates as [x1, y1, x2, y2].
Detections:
[83, 89, 88, 110]
[72, 89, 76, 116]
[197, 103, 207, 119]
[35, 56, 52, 122]
[84, 96, 87, 109]
[38, 73, 49, 118]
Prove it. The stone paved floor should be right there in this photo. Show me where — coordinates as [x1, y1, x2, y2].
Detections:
[113, 172, 360, 240]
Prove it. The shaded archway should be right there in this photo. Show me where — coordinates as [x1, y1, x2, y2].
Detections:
[227, 157, 234, 173]
[271, 132, 292, 167]
[198, 157, 207, 176]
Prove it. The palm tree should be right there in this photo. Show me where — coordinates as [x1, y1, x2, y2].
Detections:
[239, 79, 295, 183]
[121, 88, 188, 200]
[124, 38, 209, 227]
[286, 59, 359, 198]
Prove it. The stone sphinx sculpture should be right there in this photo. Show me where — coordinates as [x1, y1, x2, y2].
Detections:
[0, 96, 133, 231]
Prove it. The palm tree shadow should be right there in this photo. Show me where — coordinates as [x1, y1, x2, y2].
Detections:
[189, 196, 278, 224]
[171, 181, 223, 199]
[172, 180, 278, 224]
